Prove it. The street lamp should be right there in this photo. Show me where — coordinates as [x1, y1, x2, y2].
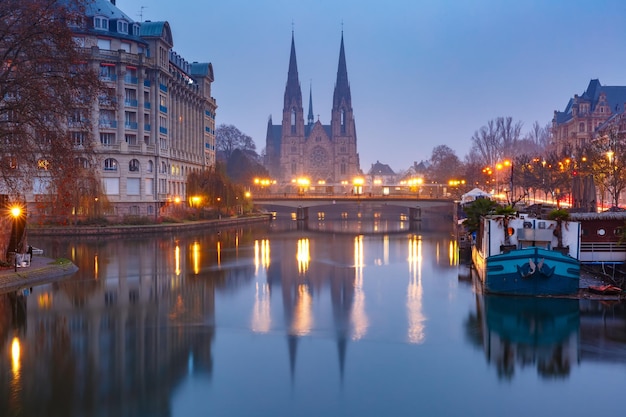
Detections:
[10, 205, 21, 272]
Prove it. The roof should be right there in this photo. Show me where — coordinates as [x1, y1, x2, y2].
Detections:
[554, 79, 626, 124]
[368, 160, 395, 176]
[83, 0, 133, 21]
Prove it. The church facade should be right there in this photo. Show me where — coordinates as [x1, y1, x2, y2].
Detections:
[264, 33, 361, 187]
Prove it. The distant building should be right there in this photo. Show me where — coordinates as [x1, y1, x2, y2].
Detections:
[32, 0, 217, 219]
[367, 161, 396, 186]
[552, 79, 626, 153]
[264, 32, 361, 188]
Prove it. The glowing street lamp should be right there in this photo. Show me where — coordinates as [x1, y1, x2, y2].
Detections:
[10, 205, 21, 271]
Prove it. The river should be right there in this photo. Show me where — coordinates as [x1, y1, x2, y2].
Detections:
[0, 209, 625, 417]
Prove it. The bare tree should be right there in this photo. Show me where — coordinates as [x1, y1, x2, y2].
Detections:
[0, 0, 101, 205]
[216, 124, 256, 161]
[497, 116, 523, 157]
[470, 119, 501, 167]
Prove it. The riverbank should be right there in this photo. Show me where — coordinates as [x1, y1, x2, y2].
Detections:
[0, 255, 78, 293]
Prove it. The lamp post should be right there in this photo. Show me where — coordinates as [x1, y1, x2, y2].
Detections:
[10, 206, 21, 272]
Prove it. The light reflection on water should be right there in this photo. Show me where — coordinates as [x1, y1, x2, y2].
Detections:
[0, 218, 624, 416]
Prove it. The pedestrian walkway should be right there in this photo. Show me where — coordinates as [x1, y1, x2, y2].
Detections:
[0, 255, 78, 292]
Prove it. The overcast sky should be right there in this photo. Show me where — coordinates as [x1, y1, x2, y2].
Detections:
[118, 0, 626, 172]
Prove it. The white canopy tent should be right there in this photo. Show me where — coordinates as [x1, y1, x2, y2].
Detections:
[461, 188, 492, 204]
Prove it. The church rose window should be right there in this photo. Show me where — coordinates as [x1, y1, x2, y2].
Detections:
[310, 146, 328, 168]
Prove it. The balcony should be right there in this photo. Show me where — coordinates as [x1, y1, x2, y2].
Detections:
[159, 84, 167, 92]
[144, 123, 151, 131]
[159, 105, 167, 114]
[124, 122, 138, 130]
[144, 80, 151, 87]
[124, 75, 138, 84]
[99, 120, 118, 128]
[159, 126, 167, 134]
[99, 74, 117, 82]
[144, 102, 151, 109]
[124, 99, 138, 107]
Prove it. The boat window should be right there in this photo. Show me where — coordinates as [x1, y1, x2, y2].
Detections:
[614, 228, 622, 236]
[597, 228, 606, 236]
[523, 221, 532, 228]
[538, 222, 546, 229]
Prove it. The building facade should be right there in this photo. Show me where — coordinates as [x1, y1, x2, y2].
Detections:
[265, 33, 361, 188]
[552, 79, 626, 152]
[49, 0, 216, 218]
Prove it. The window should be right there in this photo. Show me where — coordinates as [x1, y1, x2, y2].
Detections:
[100, 133, 115, 146]
[103, 178, 120, 195]
[129, 159, 140, 172]
[104, 158, 118, 171]
[341, 109, 346, 134]
[579, 122, 585, 133]
[161, 161, 167, 173]
[99, 64, 115, 80]
[120, 42, 130, 52]
[72, 132, 86, 146]
[291, 161, 296, 175]
[291, 109, 296, 134]
[147, 160, 153, 173]
[117, 20, 129, 34]
[97, 39, 111, 50]
[127, 178, 140, 195]
[125, 134, 137, 145]
[146, 178, 154, 196]
[75, 158, 89, 169]
[94, 16, 109, 30]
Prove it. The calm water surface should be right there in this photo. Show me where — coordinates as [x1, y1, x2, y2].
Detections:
[0, 213, 625, 417]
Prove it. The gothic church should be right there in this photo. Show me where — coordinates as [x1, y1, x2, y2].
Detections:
[264, 32, 361, 186]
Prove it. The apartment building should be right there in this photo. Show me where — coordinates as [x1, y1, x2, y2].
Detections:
[65, 0, 216, 218]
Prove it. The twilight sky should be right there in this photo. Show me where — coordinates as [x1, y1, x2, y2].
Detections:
[118, 0, 626, 172]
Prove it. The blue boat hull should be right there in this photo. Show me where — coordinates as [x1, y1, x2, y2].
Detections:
[473, 246, 580, 296]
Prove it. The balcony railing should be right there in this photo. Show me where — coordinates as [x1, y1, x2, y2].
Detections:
[144, 123, 151, 131]
[159, 126, 167, 134]
[124, 75, 138, 84]
[98, 120, 117, 128]
[124, 99, 138, 107]
[144, 102, 151, 109]
[124, 122, 138, 129]
[159, 105, 167, 114]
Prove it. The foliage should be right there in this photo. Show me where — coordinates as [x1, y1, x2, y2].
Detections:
[0, 0, 101, 199]
[587, 126, 626, 208]
[427, 145, 461, 185]
[227, 149, 269, 183]
[187, 162, 253, 215]
[462, 198, 498, 234]
[547, 208, 570, 248]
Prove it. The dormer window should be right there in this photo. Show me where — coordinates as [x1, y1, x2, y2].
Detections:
[117, 20, 129, 34]
[94, 16, 108, 31]
[132, 24, 140, 36]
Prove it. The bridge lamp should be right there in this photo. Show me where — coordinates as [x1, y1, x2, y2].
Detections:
[353, 177, 364, 195]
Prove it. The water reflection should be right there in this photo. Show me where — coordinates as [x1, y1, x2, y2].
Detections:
[1, 218, 625, 416]
[467, 294, 580, 379]
[407, 235, 425, 344]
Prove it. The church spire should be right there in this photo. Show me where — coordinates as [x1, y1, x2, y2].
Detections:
[284, 31, 302, 110]
[307, 82, 314, 125]
[333, 31, 351, 109]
